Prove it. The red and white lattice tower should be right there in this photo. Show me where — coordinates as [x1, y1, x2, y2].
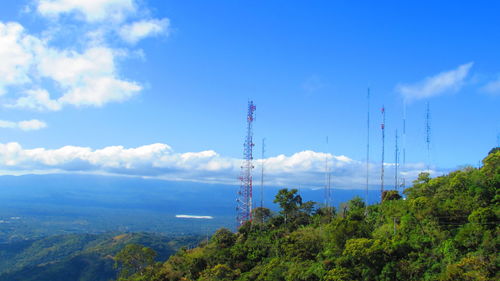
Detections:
[237, 101, 256, 227]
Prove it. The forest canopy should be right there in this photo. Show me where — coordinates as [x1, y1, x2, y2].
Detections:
[115, 149, 499, 281]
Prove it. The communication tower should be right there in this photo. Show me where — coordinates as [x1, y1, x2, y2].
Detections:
[365, 89, 370, 209]
[324, 137, 332, 210]
[237, 101, 256, 227]
[260, 138, 265, 210]
[380, 106, 386, 201]
[402, 102, 407, 190]
[394, 130, 399, 191]
[425, 102, 431, 172]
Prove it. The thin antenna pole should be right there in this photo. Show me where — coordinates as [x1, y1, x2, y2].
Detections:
[381, 106, 386, 201]
[394, 129, 399, 191]
[324, 136, 331, 209]
[425, 102, 431, 173]
[402, 101, 406, 190]
[328, 171, 332, 208]
[260, 138, 265, 210]
[366, 88, 370, 209]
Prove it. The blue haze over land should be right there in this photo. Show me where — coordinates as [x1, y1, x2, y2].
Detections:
[0, 174, 380, 239]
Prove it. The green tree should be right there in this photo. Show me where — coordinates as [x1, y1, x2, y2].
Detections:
[274, 188, 303, 221]
[252, 207, 272, 225]
[274, 188, 316, 227]
[115, 244, 157, 280]
[210, 228, 235, 248]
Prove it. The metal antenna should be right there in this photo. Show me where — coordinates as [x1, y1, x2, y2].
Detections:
[237, 101, 256, 227]
[425, 102, 431, 173]
[324, 136, 332, 210]
[366, 88, 370, 209]
[260, 138, 265, 210]
[402, 101, 406, 190]
[381, 106, 386, 201]
[394, 129, 399, 191]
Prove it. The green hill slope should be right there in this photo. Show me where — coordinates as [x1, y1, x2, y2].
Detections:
[118, 148, 499, 281]
[0, 232, 200, 281]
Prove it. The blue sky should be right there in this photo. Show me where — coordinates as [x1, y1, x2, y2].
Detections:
[0, 0, 498, 189]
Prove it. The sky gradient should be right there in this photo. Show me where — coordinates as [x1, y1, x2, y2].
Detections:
[0, 0, 498, 189]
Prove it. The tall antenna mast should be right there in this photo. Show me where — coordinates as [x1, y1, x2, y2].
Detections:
[425, 102, 431, 173]
[381, 106, 386, 201]
[324, 136, 332, 210]
[260, 138, 265, 210]
[394, 129, 399, 191]
[402, 101, 406, 190]
[366, 88, 370, 209]
[237, 101, 256, 227]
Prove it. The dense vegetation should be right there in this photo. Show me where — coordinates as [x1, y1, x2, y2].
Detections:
[115, 148, 499, 281]
[0, 232, 200, 281]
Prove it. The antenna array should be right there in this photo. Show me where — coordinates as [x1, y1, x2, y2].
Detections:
[237, 101, 256, 227]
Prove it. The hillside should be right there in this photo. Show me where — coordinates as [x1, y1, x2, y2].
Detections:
[0, 232, 201, 281]
[116, 148, 499, 281]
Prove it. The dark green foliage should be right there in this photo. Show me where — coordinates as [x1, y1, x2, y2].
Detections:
[115, 244, 157, 279]
[0, 253, 115, 281]
[0, 232, 200, 281]
[251, 207, 272, 225]
[272, 188, 316, 229]
[145, 149, 499, 281]
[382, 190, 402, 202]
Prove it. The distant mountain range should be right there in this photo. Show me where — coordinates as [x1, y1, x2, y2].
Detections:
[0, 174, 382, 240]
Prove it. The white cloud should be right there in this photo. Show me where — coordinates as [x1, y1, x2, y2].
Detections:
[38, 46, 142, 107]
[119, 18, 170, 44]
[1, 0, 172, 111]
[176, 215, 214, 219]
[0, 142, 437, 188]
[0, 22, 142, 110]
[18, 119, 48, 131]
[0, 22, 39, 95]
[10, 89, 61, 111]
[396, 62, 473, 101]
[482, 78, 500, 95]
[0, 121, 17, 129]
[36, 0, 136, 23]
[0, 119, 47, 131]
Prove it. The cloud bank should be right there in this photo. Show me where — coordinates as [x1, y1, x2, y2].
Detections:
[396, 62, 473, 101]
[0, 119, 47, 131]
[0, 142, 438, 189]
[36, 0, 136, 23]
[0, 0, 170, 112]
